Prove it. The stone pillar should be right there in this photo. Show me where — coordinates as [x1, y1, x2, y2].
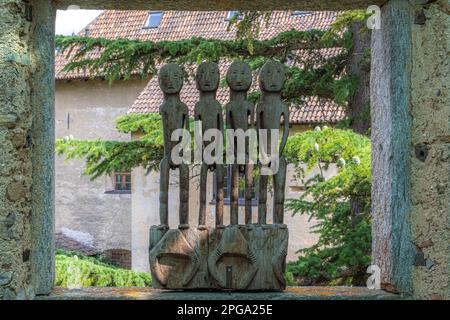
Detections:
[29, 0, 56, 295]
[371, 0, 416, 295]
[0, 0, 55, 299]
[372, 0, 449, 298]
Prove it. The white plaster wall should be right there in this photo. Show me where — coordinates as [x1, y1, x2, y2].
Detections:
[55, 79, 147, 251]
[131, 160, 337, 272]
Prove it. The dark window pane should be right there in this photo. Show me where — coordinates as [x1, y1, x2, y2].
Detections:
[114, 173, 121, 190]
[124, 174, 131, 191]
[223, 166, 229, 198]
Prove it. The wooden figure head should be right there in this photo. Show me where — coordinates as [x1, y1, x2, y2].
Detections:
[158, 63, 183, 94]
[259, 60, 285, 93]
[195, 61, 220, 92]
[226, 60, 252, 92]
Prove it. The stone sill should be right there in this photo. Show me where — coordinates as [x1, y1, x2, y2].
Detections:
[104, 190, 131, 195]
[37, 286, 402, 300]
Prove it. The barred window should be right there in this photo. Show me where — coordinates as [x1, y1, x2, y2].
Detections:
[212, 165, 257, 205]
[114, 172, 131, 192]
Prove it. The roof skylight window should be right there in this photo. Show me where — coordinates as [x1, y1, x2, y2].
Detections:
[144, 12, 163, 28]
[292, 11, 313, 16]
[225, 11, 242, 21]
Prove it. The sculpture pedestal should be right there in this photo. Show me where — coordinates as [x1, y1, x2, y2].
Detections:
[149, 224, 288, 291]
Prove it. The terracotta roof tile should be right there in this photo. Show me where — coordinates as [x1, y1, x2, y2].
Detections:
[130, 66, 345, 124]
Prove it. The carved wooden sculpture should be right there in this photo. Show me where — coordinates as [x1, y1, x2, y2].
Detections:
[256, 60, 289, 226]
[208, 224, 287, 291]
[151, 63, 209, 289]
[194, 61, 225, 229]
[225, 61, 255, 225]
[149, 61, 288, 291]
[158, 63, 190, 230]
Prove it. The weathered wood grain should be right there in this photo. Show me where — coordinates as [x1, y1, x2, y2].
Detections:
[150, 225, 288, 291]
[149, 227, 209, 289]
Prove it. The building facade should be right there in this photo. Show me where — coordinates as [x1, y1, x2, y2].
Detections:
[54, 77, 147, 261]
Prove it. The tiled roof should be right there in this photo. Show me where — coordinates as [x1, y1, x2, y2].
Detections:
[59, 10, 337, 42]
[56, 10, 346, 124]
[129, 61, 345, 124]
[55, 10, 338, 79]
[55, 232, 98, 256]
[290, 96, 345, 124]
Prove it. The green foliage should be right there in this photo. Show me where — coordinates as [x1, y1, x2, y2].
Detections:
[54, 11, 368, 106]
[55, 250, 152, 287]
[283, 58, 357, 104]
[55, 28, 343, 82]
[115, 113, 164, 142]
[227, 11, 273, 54]
[56, 132, 163, 179]
[56, 113, 194, 179]
[284, 127, 371, 285]
[323, 10, 369, 40]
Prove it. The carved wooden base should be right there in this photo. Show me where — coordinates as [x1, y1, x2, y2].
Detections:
[149, 224, 288, 291]
[149, 226, 209, 289]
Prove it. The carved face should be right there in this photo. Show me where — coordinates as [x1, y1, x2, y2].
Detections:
[226, 61, 252, 92]
[259, 60, 285, 93]
[158, 64, 183, 94]
[196, 61, 220, 92]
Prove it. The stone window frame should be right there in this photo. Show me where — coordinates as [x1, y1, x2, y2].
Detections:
[9, 0, 432, 299]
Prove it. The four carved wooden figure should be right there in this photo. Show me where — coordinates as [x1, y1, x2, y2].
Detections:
[150, 60, 289, 291]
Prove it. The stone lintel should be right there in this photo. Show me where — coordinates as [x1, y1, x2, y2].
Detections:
[54, 0, 387, 11]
